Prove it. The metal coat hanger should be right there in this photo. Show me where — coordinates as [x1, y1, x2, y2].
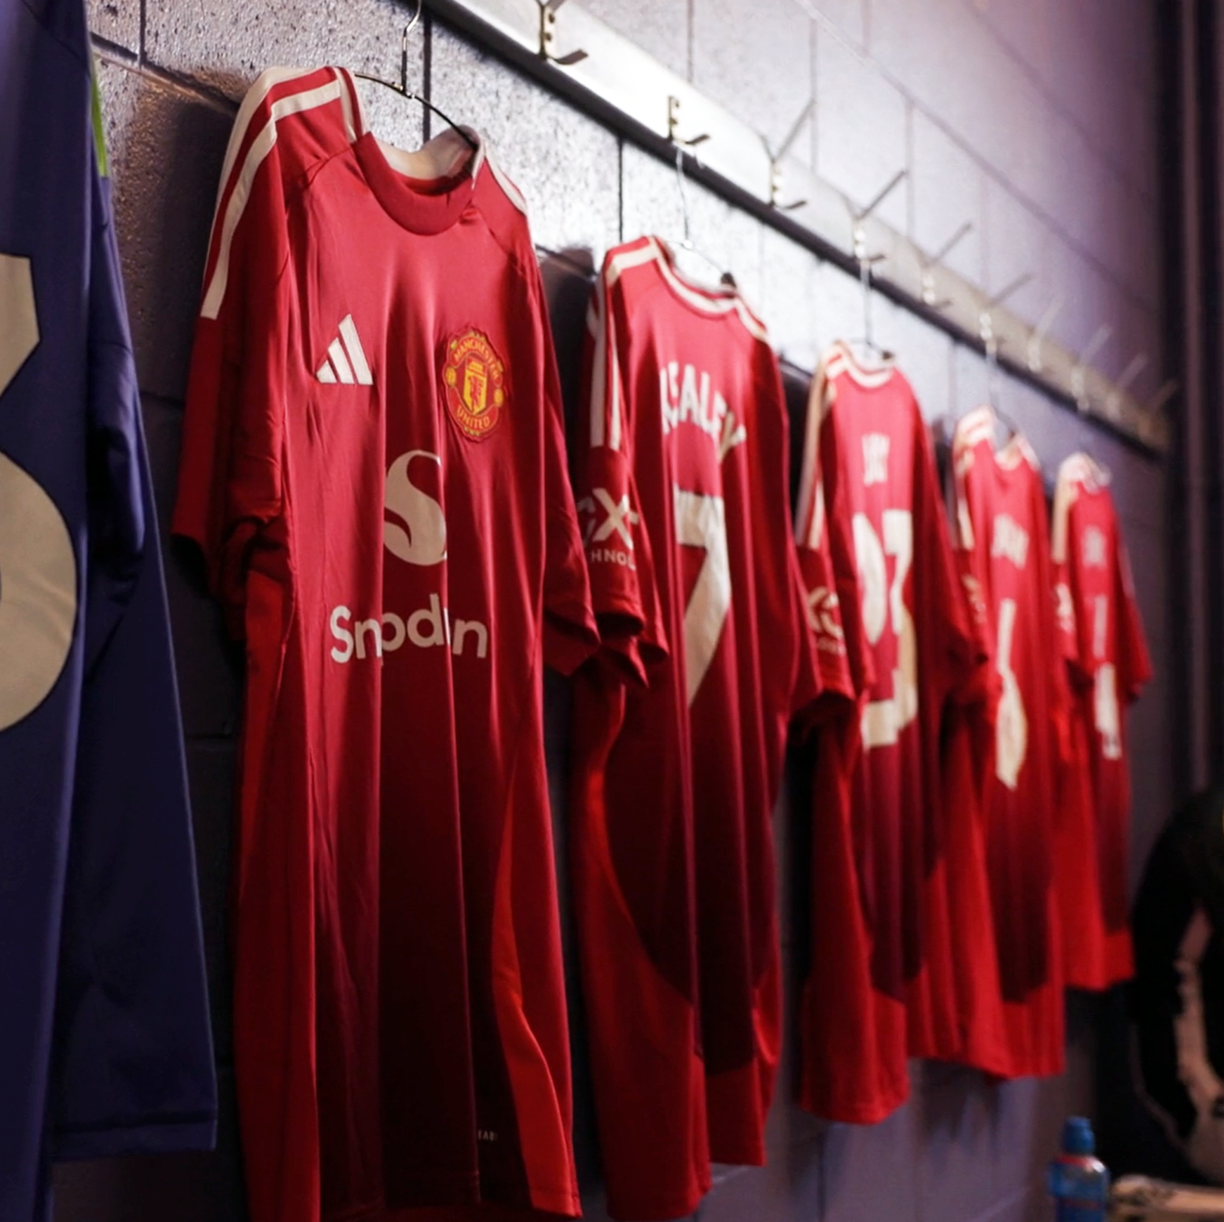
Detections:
[660, 145, 737, 289]
[354, 1, 479, 153]
[1069, 323, 1115, 483]
[977, 273, 1033, 445]
[983, 346, 1022, 443]
[846, 169, 906, 364]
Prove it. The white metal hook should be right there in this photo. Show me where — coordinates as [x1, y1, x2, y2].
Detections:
[1072, 324, 1114, 411]
[668, 95, 710, 149]
[1103, 353, 1148, 421]
[767, 99, 814, 211]
[1148, 379, 1179, 414]
[538, 0, 588, 66]
[1026, 297, 1063, 373]
[850, 170, 906, 343]
[852, 168, 908, 224]
[920, 221, 973, 308]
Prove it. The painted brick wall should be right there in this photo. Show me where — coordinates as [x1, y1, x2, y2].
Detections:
[58, 2, 1169, 1221]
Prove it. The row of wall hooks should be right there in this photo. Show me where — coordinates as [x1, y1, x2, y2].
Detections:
[426, 0, 1169, 454]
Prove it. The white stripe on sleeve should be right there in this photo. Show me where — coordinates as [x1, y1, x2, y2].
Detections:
[200, 78, 344, 320]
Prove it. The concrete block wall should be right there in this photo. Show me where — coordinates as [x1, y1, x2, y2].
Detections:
[59, 1, 1169, 1220]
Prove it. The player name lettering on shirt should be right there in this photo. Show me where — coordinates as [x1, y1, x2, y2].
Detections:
[659, 360, 746, 460]
[1084, 525, 1107, 568]
[990, 514, 1030, 569]
[329, 600, 490, 663]
[862, 433, 890, 486]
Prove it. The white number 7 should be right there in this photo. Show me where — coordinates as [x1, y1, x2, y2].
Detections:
[1090, 594, 1122, 760]
[854, 508, 917, 748]
[994, 597, 1028, 788]
[673, 487, 731, 707]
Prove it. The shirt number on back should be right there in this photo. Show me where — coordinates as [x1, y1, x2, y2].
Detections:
[0, 253, 77, 733]
[854, 509, 917, 748]
[994, 597, 1028, 788]
[674, 487, 731, 707]
[1091, 593, 1122, 760]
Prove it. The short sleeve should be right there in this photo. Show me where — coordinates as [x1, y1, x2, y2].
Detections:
[571, 261, 667, 686]
[796, 370, 873, 701]
[746, 342, 823, 721]
[172, 68, 364, 638]
[792, 374, 857, 710]
[913, 408, 984, 702]
[1050, 466, 1086, 679]
[1115, 530, 1153, 701]
[532, 272, 599, 675]
[947, 432, 998, 708]
[171, 77, 299, 638]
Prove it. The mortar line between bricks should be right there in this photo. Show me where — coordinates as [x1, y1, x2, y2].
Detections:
[905, 98, 1157, 319]
[779, 4, 1162, 316]
[786, 0, 1156, 204]
[962, 0, 1153, 188]
[616, 135, 624, 243]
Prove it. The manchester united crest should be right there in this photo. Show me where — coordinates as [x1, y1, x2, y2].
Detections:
[442, 329, 506, 440]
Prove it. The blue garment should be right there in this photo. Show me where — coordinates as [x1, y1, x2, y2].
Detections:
[0, 2, 217, 1219]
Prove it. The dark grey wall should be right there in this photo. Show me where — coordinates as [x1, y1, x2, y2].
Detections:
[59, 2, 1170, 1220]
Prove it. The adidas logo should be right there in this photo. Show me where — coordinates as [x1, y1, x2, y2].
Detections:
[317, 314, 373, 385]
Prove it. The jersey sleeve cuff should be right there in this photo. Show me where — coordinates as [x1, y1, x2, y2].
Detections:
[543, 613, 600, 676]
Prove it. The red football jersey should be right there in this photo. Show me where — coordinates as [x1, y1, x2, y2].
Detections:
[793, 343, 980, 1122]
[793, 401, 878, 1121]
[173, 68, 597, 1222]
[1052, 453, 1152, 989]
[569, 236, 815, 1219]
[950, 407, 1066, 1078]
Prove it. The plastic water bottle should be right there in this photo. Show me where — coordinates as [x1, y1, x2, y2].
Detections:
[1047, 1116, 1109, 1222]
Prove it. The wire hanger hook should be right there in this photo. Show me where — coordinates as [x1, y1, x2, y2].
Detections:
[353, 1, 477, 152]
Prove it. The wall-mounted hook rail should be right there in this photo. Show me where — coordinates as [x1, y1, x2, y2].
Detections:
[668, 95, 709, 148]
[852, 168, 908, 225]
[1149, 379, 1179, 415]
[768, 99, 814, 212]
[984, 272, 1033, 312]
[921, 221, 973, 308]
[851, 169, 907, 271]
[850, 171, 907, 352]
[1026, 297, 1063, 373]
[1073, 325, 1114, 410]
[979, 273, 1032, 359]
[537, 0, 587, 66]
[426, 0, 1170, 455]
[1104, 352, 1149, 421]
